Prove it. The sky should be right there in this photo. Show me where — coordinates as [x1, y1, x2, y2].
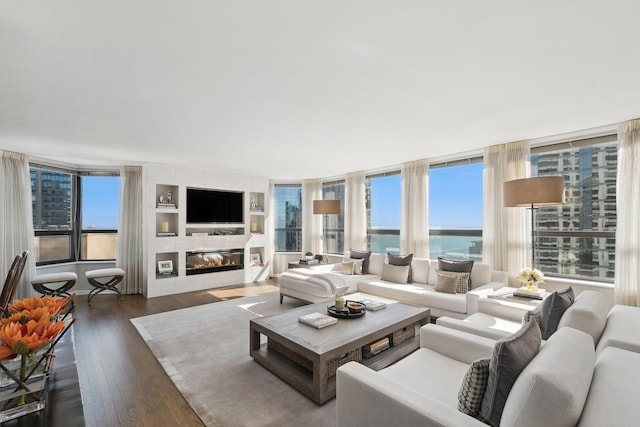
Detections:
[83, 164, 483, 230]
[82, 176, 121, 229]
[371, 162, 483, 229]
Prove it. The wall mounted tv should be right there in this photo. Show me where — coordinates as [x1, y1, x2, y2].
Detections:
[186, 188, 244, 224]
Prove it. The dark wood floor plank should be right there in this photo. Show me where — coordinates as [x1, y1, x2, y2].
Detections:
[0, 280, 274, 426]
[70, 280, 275, 427]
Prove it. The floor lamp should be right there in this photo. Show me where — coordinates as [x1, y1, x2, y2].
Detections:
[503, 176, 565, 267]
[312, 200, 341, 262]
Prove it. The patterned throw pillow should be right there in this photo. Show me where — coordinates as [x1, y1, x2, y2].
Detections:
[435, 269, 471, 293]
[438, 257, 474, 289]
[341, 261, 355, 275]
[459, 358, 491, 416]
[435, 270, 458, 294]
[387, 253, 413, 283]
[381, 263, 410, 284]
[342, 257, 364, 274]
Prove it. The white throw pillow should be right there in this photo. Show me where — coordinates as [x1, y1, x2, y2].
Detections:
[342, 257, 364, 275]
[341, 261, 355, 275]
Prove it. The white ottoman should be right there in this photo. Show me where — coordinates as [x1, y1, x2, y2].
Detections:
[31, 272, 77, 298]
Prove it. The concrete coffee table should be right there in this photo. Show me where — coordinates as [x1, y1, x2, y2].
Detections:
[250, 296, 430, 404]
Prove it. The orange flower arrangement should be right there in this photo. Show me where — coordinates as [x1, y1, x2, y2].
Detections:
[0, 295, 71, 405]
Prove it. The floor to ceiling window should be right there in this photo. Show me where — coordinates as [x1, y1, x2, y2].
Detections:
[531, 135, 617, 282]
[273, 184, 303, 252]
[366, 172, 401, 254]
[429, 159, 483, 261]
[322, 180, 345, 254]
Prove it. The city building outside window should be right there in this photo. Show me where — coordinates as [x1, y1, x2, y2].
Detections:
[531, 135, 617, 282]
[429, 160, 483, 261]
[273, 184, 302, 252]
[31, 168, 74, 264]
[366, 172, 401, 254]
[321, 180, 345, 254]
[30, 166, 120, 264]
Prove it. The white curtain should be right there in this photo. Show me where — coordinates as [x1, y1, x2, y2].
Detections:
[483, 141, 530, 279]
[116, 166, 143, 294]
[400, 159, 429, 258]
[344, 171, 366, 252]
[614, 119, 640, 305]
[302, 179, 323, 256]
[0, 150, 36, 299]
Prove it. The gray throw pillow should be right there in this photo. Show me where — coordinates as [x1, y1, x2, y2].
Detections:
[522, 306, 541, 327]
[387, 253, 413, 283]
[478, 318, 541, 427]
[350, 249, 372, 274]
[539, 287, 574, 340]
[459, 358, 491, 416]
[381, 263, 410, 284]
[438, 257, 474, 289]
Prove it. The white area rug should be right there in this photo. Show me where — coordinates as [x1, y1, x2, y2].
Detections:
[131, 292, 338, 427]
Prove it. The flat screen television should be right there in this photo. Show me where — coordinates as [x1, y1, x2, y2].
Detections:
[186, 188, 244, 224]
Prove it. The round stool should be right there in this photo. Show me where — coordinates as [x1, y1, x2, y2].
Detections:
[86, 268, 125, 306]
[31, 272, 77, 298]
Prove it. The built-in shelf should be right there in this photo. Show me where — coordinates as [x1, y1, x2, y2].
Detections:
[145, 170, 269, 297]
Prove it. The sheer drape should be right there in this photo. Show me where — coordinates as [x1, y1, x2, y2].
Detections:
[614, 119, 640, 305]
[116, 166, 143, 294]
[483, 141, 530, 279]
[400, 160, 429, 257]
[0, 150, 36, 299]
[344, 171, 366, 252]
[302, 179, 323, 256]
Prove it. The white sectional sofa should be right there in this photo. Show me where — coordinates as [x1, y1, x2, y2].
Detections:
[436, 289, 610, 343]
[278, 253, 508, 319]
[336, 322, 640, 427]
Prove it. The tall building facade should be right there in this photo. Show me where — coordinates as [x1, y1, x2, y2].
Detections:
[533, 141, 617, 281]
[30, 168, 72, 230]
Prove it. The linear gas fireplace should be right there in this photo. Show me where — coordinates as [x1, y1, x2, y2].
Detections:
[185, 249, 244, 276]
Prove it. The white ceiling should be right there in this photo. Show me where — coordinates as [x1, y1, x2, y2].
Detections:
[1, 1, 638, 179]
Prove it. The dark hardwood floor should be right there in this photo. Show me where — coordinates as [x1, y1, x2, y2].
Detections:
[9, 280, 278, 427]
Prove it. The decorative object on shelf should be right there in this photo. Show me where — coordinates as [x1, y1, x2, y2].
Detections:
[504, 176, 565, 266]
[304, 251, 314, 260]
[160, 221, 169, 233]
[157, 191, 176, 208]
[250, 198, 263, 212]
[518, 267, 545, 290]
[158, 260, 173, 274]
[250, 253, 261, 266]
[0, 295, 73, 422]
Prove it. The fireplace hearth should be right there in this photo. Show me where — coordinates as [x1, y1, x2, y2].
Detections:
[186, 249, 244, 275]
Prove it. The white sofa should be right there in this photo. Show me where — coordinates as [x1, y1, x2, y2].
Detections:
[278, 253, 508, 318]
[336, 323, 640, 427]
[436, 289, 610, 343]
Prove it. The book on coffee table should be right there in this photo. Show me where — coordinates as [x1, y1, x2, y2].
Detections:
[358, 298, 386, 311]
[298, 312, 338, 329]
